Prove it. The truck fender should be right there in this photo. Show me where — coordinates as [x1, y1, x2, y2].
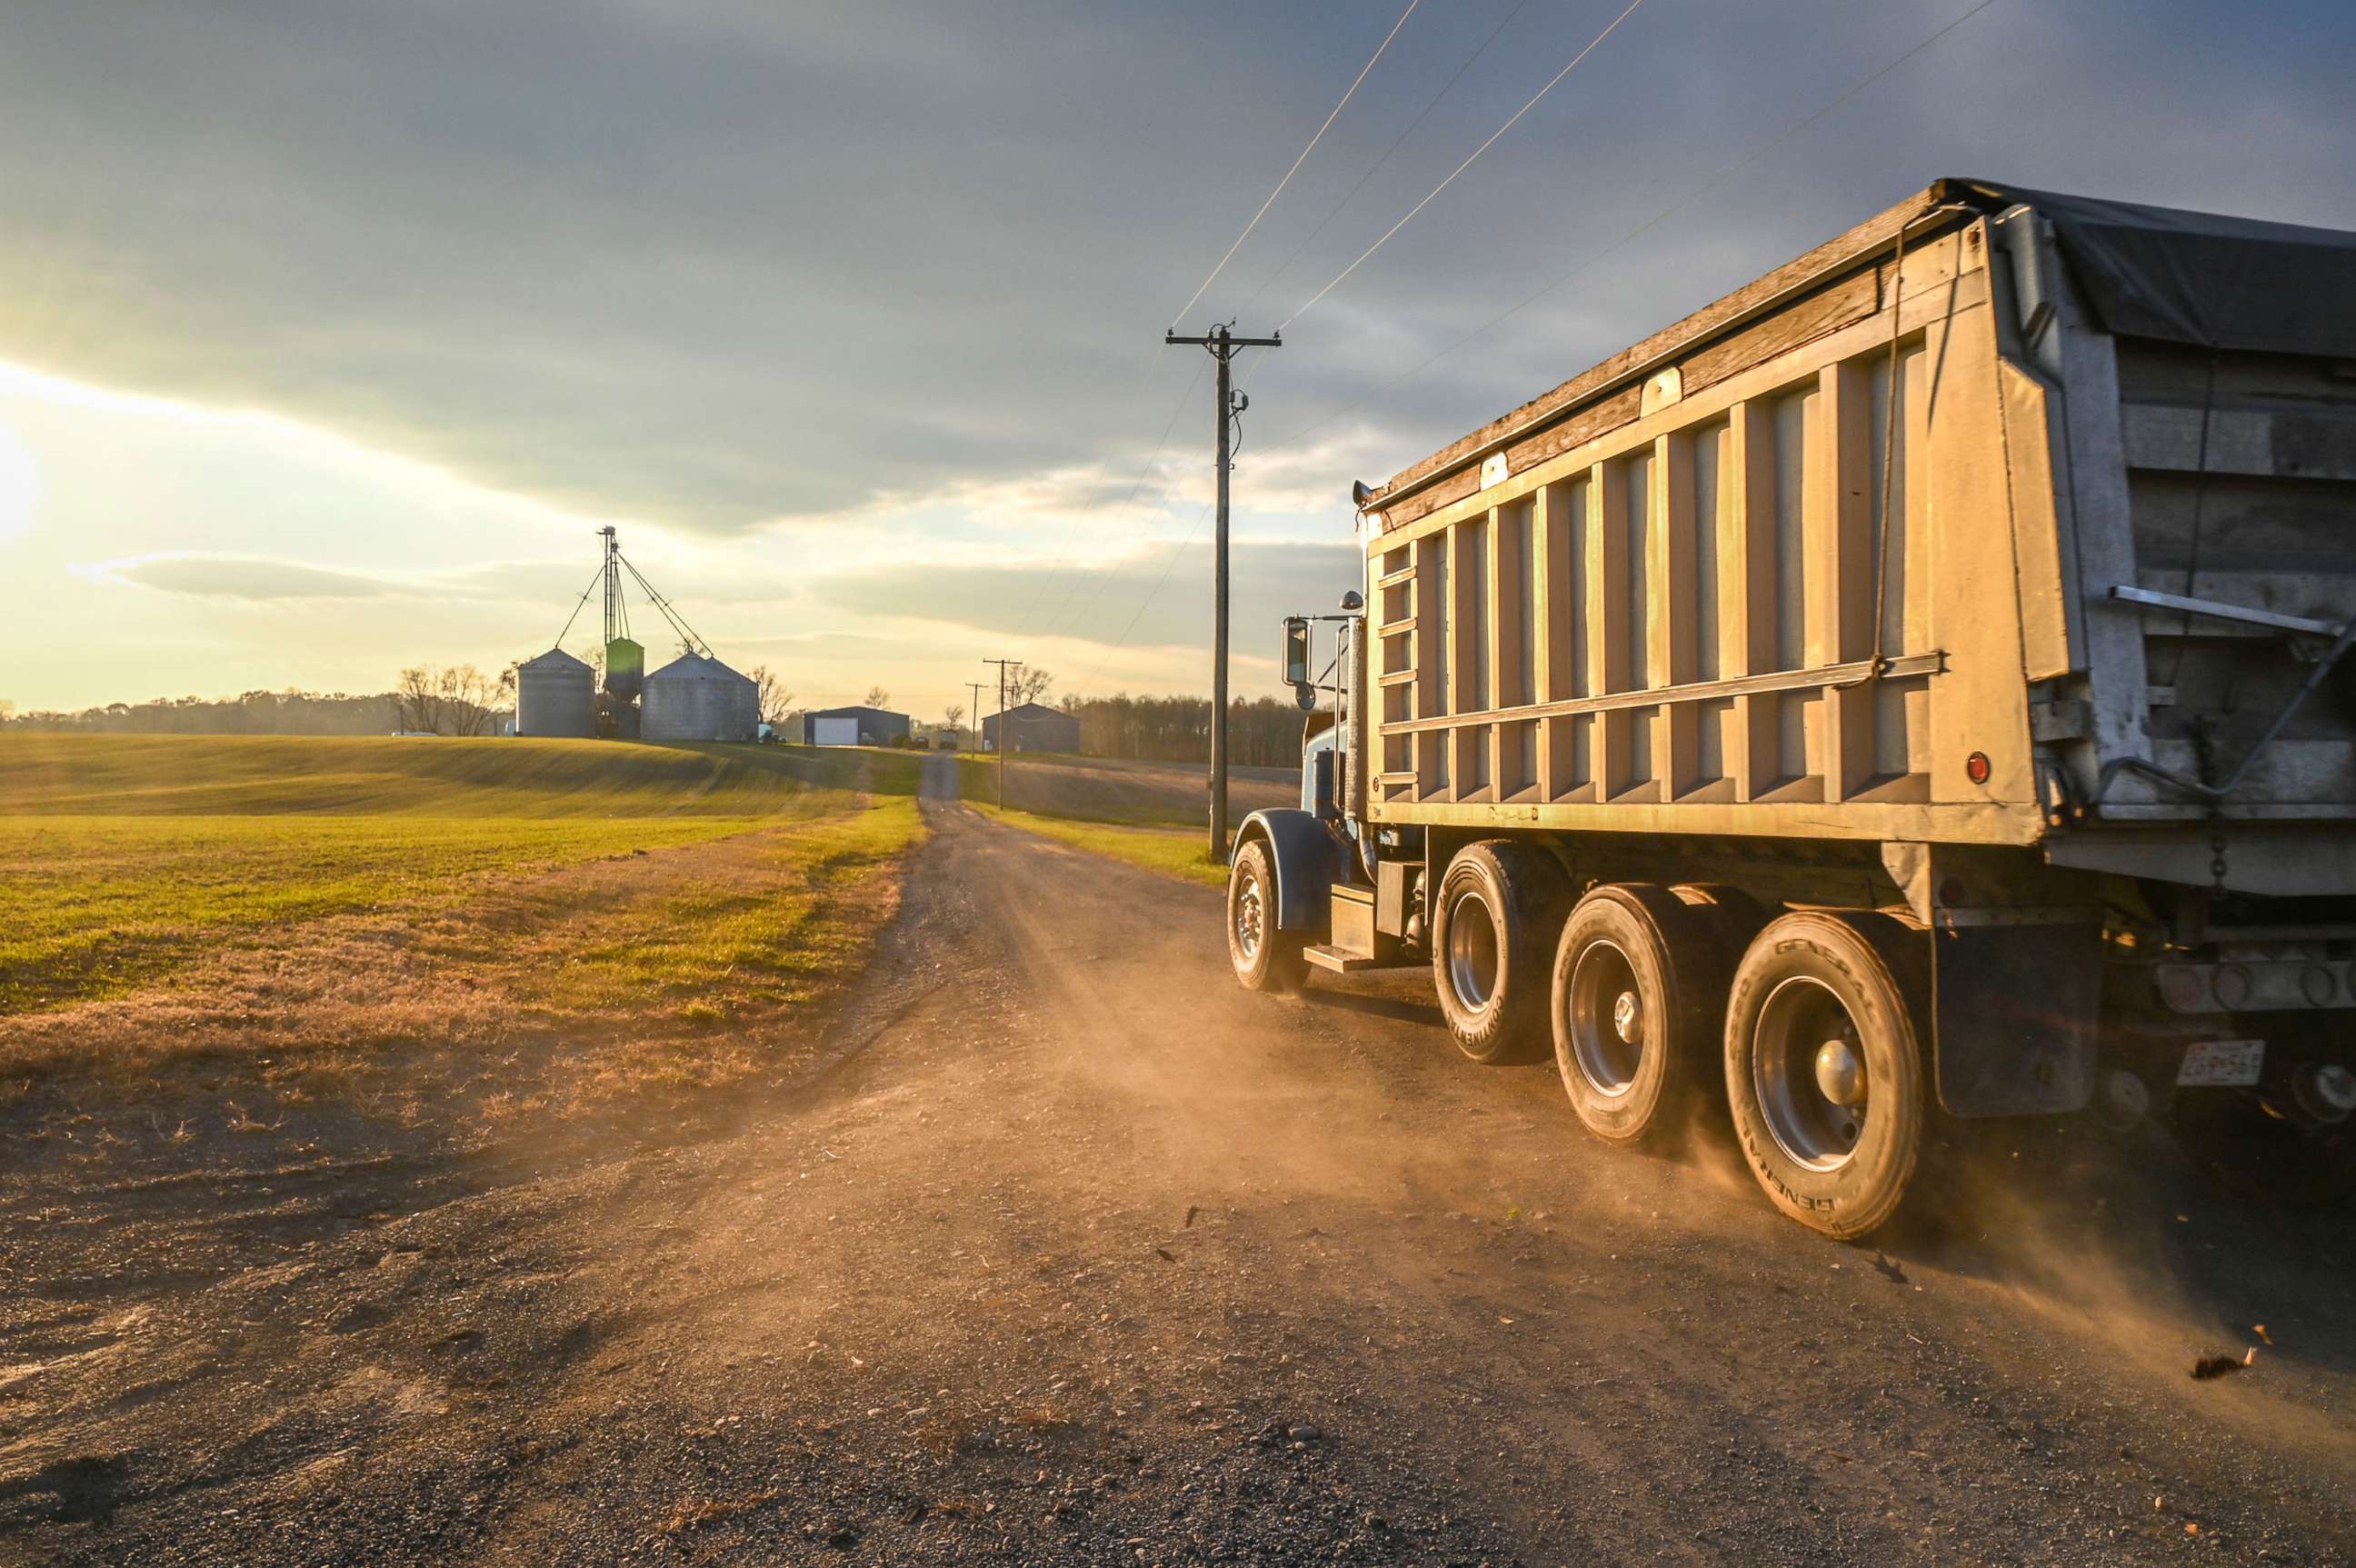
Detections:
[1233, 809, 1343, 933]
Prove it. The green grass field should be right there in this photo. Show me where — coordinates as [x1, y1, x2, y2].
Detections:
[963, 802, 1225, 889]
[0, 733, 923, 817]
[954, 751, 1289, 887]
[0, 735, 926, 1017]
[953, 752, 1294, 828]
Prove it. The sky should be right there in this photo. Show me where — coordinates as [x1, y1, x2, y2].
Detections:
[3, 0, 2353, 721]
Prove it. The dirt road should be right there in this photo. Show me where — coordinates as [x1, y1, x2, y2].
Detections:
[7, 754, 2354, 1564]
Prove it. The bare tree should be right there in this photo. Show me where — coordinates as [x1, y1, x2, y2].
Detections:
[397, 663, 502, 735]
[943, 701, 963, 732]
[749, 665, 795, 726]
[440, 664, 502, 735]
[395, 665, 441, 734]
[864, 684, 892, 710]
[1009, 666, 1054, 706]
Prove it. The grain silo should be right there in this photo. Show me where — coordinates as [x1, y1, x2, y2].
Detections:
[604, 635, 645, 702]
[643, 652, 759, 742]
[515, 647, 595, 737]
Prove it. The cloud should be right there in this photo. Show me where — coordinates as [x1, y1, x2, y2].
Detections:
[95, 554, 397, 601]
[817, 538, 1362, 655]
[9, 0, 2350, 546]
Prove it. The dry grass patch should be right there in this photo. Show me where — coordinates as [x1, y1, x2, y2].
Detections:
[0, 734, 929, 1127]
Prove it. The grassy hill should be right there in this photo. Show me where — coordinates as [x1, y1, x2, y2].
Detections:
[0, 735, 926, 1018]
[0, 734, 923, 817]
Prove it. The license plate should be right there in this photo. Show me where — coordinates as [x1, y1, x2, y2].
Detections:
[2178, 1039, 2265, 1087]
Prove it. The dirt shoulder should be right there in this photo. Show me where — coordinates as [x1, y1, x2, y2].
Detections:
[5, 758, 2352, 1564]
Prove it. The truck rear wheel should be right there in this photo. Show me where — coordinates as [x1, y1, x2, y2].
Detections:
[1552, 884, 1732, 1144]
[1432, 842, 1568, 1065]
[1227, 838, 1307, 994]
[1724, 911, 1929, 1239]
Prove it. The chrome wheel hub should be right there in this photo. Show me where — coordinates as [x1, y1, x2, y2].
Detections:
[1234, 874, 1264, 960]
[1567, 938, 1643, 1097]
[1447, 889, 1500, 1011]
[1815, 1039, 1865, 1106]
[1753, 976, 1869, 1171]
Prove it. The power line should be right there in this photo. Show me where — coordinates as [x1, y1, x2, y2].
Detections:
[1015, 355, 1205, 643]
[1077, 0, 1999, 702]
[1259, 0, 2002, 461]
[1079, 0, 1998, 696]
[1023, 1, 1421, 646]
[1052, 2, 1512, 660]
[1166, 0, 1423, 330]
[1059, 341, 1279, 683]
[1070, 499, 1216, 697]
[1276, 0, 1653, 332]
[1239, 0, 1536, 315]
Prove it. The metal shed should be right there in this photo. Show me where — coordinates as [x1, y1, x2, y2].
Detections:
[801, 705, 912, 746]
[983, 702, 1079, 754]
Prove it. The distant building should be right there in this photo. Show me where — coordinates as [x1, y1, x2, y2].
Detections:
[983, 702, 1079, 754]
[802, 704, 912, 746]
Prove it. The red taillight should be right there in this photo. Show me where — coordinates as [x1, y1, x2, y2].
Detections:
[1965, 751, 1992, 785]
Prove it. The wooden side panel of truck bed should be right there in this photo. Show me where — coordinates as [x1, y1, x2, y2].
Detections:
[1364, 220, 2049, 847]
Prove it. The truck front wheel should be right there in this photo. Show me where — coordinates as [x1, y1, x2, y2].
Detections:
[1724, 912, 1929, 1239]
[1228, 838, 1308, 994]
[1431, 842, 1569, 1065]
[1552, 884, 1732, 1144]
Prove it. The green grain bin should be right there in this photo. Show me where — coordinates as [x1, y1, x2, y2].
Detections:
[604, 636, 645, 702]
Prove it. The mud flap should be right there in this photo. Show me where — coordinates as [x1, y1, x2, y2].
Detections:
[1931, 923, 2101, 1116]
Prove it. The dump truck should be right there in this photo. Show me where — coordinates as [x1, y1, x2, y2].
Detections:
[1227, 178, 2356, 1238]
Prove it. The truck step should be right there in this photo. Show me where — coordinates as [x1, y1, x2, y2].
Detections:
[1303, 944, 1417, 974]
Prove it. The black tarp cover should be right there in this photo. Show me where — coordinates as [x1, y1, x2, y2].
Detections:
[1952, 178, 2356, 358]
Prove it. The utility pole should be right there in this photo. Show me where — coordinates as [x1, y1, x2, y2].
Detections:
[965, 682, 987, 755]
[1165, 324, 1281, 863]
[982, 658, 1021, 809]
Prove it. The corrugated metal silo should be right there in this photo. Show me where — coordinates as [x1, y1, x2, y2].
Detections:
[642, 652, 759, 742]
[515, 647, 595, 737]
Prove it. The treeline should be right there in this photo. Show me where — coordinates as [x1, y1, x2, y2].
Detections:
[1061, 694, 1305, 769]
[5, 664, 521, 738]
[2, 690, 403, 734]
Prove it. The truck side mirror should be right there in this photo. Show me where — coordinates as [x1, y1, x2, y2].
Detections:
[1283, 616, 1312, 690]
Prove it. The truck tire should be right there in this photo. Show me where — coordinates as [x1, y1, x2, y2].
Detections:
[1227, 838, 1308, 994]
[1432, 842, 1569, 1065]
[2171, 1091, 2356, 1207]
[1723, 911, 1930, 1240]
[1552, 884, 1732, 1144]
